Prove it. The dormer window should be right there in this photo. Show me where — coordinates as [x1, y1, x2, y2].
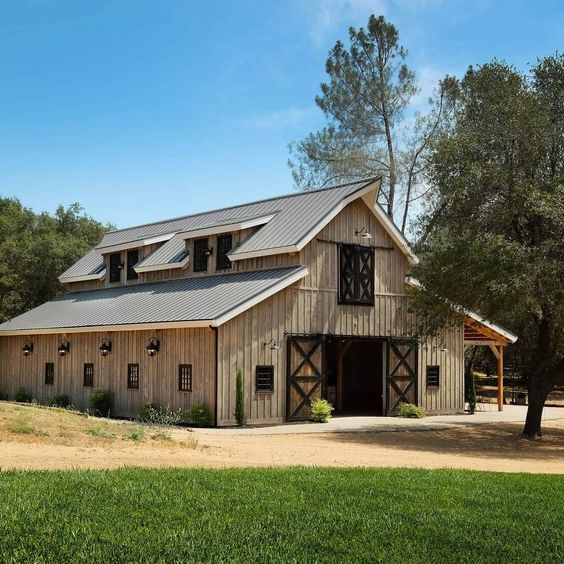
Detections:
[193, 239, 209, 272]
[216, 234, 233, 270]
[109, 253, 122, 283]
[126, 250, 139, 280]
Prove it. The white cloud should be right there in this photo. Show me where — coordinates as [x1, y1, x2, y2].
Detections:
[236, 107, 317, 130]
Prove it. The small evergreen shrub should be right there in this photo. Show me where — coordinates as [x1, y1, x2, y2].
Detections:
[310, 398, 334, 423]
[51, 394, 71, 408]
[15, 387, 32, 403]
[189, 403, 210, 427]
[137, 403, 182, 426]
[90, 389, 114, 417]
[398, 402, 425, 418]
[235, 369, 245, 426]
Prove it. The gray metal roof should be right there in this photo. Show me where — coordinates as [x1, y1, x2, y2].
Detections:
[97, 179, 375, 250]
[58, 249, 105, 280]
[136, 237, 187, 269]
[0, 267, 307, 333]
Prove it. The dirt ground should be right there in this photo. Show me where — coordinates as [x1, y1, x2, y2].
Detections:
[1, 406, 563, 473]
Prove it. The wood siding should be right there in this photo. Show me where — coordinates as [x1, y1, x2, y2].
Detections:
[0, 328, 216, 419]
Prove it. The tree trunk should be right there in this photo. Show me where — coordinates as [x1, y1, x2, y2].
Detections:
[522, 372, 554, 439]
[383, 115, 396, 218]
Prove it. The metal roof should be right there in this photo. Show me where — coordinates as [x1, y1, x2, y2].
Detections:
[58, 249, 105, 282]
[0, 267, 308, 334]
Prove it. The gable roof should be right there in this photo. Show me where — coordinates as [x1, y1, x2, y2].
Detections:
[0, 267, 308, 335]
[59, 177, 418, 282]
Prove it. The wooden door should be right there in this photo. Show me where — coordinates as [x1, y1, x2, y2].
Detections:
[286, 336, 325, 421]
[386, 340, 418, 415]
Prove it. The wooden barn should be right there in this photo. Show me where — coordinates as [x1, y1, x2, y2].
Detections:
[0, 178, 516, 425]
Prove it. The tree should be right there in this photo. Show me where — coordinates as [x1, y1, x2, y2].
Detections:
[410, 55, 564, 438]
[0, 198, 112, 321]
[289, 14, 459, 230]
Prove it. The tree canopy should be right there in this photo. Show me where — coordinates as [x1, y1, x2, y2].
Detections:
[0, 198, 112, 322]
[410, 54, 564, 437]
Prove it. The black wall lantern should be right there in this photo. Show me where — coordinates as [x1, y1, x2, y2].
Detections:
[99, 338, 112, 356]
[146, 337, 160, 357]
[22, 341, 34, 357]
[205, 247, 213, 257]
[58, 339, 71, 357]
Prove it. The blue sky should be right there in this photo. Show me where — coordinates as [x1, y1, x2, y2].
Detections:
[1, 0, 562, 228]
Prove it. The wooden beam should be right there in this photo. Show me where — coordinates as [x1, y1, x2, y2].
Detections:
[488, 344, 500, 360]
[497, 345, 504, 412]
[336, 340, 353, 411]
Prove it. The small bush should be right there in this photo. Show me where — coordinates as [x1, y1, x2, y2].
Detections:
[137, 403, 182, 427]
[151, 429, 173, 441]
[124, 426, 145, 442]
[15, 387, 32, 403]
[398, 402, 425, 418]
[310, 398, 334, 423]
[86, 424, 116, 439]
[90, 389, 114, 417]
[51, 394, 71, 408]
[189, 403, 210, 427]
[235, 369, 245, 426]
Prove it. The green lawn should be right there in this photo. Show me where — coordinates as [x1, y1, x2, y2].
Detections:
[0, 468, 562, 563]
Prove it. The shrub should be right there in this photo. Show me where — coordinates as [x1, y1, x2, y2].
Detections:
[51, 394, 71, 408]
[15, 387, 32, 403]
[124, 425, 145, 442]
[398, 402, 425, 418]
[189, 403, 210, 427]
[90, 389, 114, 417]
[310, 398, 334, 423]
[138, 403, 182, 427]
[235, 369, 245, 426]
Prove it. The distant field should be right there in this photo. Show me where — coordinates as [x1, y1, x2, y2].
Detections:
[0, 468, 562, 563]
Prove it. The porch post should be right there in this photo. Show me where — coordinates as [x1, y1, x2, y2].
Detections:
[497, 345, 504, 412]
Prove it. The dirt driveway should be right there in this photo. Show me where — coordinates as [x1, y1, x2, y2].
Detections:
[1, 420, 563, 473]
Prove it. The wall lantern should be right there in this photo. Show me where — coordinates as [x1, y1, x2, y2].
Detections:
[99, 338, 112, 356]
[22, 341, 34, 357]
[262, 338, 280, 350]
[146, 337, 160, 357]
[58, 340, 71, 357]
[205, 247, 214, 257]
[354, 226, 372, 240]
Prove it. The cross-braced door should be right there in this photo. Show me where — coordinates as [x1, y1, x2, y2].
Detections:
[286, 336, 325, 421]
[386, 340, 418, 415]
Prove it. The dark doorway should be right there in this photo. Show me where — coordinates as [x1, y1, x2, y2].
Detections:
[325, 338, 384, 415]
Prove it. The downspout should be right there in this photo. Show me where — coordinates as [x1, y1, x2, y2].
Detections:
[210, 325, 219, 427]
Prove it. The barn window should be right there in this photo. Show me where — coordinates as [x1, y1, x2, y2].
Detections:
[193, 239, 209, 272]
[338, 244, 375, 305]
[255, 365, 274, 393]
[126, 249, 139, 280]
[178, 364, 192, 391]
[109, 253, 122, 283]
[426, 365, 440, 388]
[44, 362, 54, 385]
[127, 364, 140, 389]
[83, 363, 94, 387]
[216, 234, 232, 270]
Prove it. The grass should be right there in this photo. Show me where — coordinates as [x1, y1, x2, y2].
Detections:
[0, 468, 561, 563]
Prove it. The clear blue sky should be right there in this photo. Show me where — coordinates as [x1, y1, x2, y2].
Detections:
[1, 0, 562, 228]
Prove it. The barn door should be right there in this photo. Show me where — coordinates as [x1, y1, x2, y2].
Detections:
[286, 336, 325, 421]
[386, 340, 418, 415]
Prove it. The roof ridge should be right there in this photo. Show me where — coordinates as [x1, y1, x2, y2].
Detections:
[102, 177, 381, 236]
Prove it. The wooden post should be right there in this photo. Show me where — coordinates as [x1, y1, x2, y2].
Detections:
[497, 345, 504, 412]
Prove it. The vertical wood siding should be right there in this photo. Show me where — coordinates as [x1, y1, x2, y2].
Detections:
[0, 328, 216, 419]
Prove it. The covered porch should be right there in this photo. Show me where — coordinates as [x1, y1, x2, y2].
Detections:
[464, 313, 518, 411]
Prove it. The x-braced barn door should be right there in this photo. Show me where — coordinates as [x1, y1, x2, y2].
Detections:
[286, 336, 325, 421]
[386, 340, 418, 415]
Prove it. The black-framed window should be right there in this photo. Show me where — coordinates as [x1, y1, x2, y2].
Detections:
[109, 253, 122, 283]
[193, 238, 209, 272]
[426, 365, 440, 388]
[255, 365, 274, 393]
[126, 249, 139, 280]
[83, 363, 94, 387]
[338, 244, 375, 305]
[127, 364, 140, 389]
[178, 364, 192, 391]
[45, 362, 54, 385]
[216, 234, 232, 270]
